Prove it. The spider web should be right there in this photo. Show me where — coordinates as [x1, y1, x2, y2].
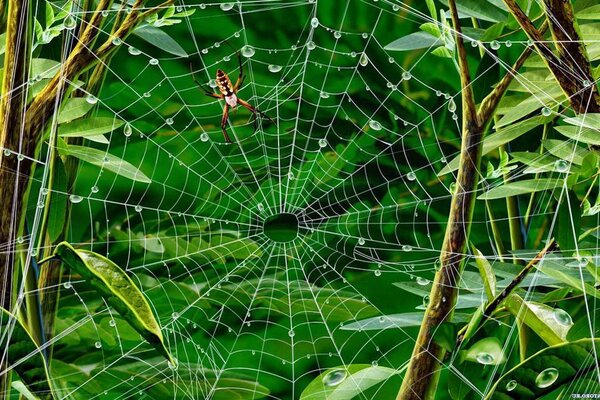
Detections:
[4, 0, 600, 399]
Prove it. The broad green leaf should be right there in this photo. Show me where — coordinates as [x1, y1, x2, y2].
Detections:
[299, 364, 400, 400]
[563, 113, 600, 132]
[0, 307, 54, 399]
[133, 25, 188, 57]
[52, 242, 174, 365]
[504, 294, 570, 345]
[393, 281, 485, 309]
[439, 0, 507, 22]
[439, 116, 546, 175]
[57, 98, 94, 124]
[478, 179, 564, 200]
[472, 246, 496, 300]
[59, 143, 151, 183]
[384, 32, 441, 51]
[341, 311, 470, 331]
[535, 256, 600, 299]
[578, 5, 600, 19]
[555, 125, 600, 146]
[464, 337, 506, 365]
[542, 139, 588, 165]
[58, 117, 124, 138]
[12, 380, 39, 400]
[485, 339, 600, 399]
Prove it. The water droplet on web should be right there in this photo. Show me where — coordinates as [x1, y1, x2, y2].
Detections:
[333, 31, 342, 39]
[165, 118, 174, 125]
[402, 244, 413, 252]
[176, 6, 183, 12]
[423, 295, 430, 306]
[288, 329, 295, 337]
[388, 56, 395, 63]
[135, 205, 142, 212]
[406, 172, 416, 181]
[240, 45, 255, 58]
[490, 40, 501, 50]
[64, 14, 77, 30]
[416, 277, 429, 286]
[268, 64, 282, 73]
[359, 53, 369, 66]
[94, 341, 102, 349]
[319, 91, 330, 99]
[471, 40, 479, 48]
[402, 71, 412, 80]
[167, 360, 178, 370]
[91, 185, 99, 194]
[318, 139, 327, 148]
[310, 17, 319, 28]
[362, 33, 369, 39]
[109, 319, 116, 327]
[112, 37, 122, 46]
[541, 106, 552, 116]
[128, 47, 141, 56]
[554, 159, 569, 172]
[448, 99, 457, 112]
[143, 92, 151, 98]
[322, 369, 346, 386]
[476, 352, 495, 365]
[201, 48, 208, 54]
[368, 120, 382, 131]
[101, 10, 109, 17]
[149, 58, 159, 66]
[37, 201, 44, 209]
[506, 380, 517, 391]
[257, 203, 264, 212]
[3, 149, 10, 156]
[69, 195, 83, 203]
[307, 41, 316, 50]
[535, 368, 558, 388]
[374, 269, 381, 277]
[358, 237, 366, 245]
[86, 94, 98, 105]
[505, 40, 512, 48]
[220, 3, 234, 11]
[17, 154, 24, 161]
[553, 308, 572, 326]
[200, 133, 209, 142]
[41, 188, 49, 195]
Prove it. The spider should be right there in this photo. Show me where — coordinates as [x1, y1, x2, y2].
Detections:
[191, 52, 274, 143]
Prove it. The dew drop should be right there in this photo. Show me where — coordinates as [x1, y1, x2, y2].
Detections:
[402, 71, 412, 80]
[85, 94, 98, 105]
[94, 341, 102, 348]
[471, 40, 479, 48]
[490, 40, 501, 50]
[554, 159, 569, 172]
[368, 120, 382, 131]
[165, 117, 174, 125]
[257, 203, 265, 212]
[505, 40, 512, 48]
[307, 41, 316, 50]
[322, 369, 347, 386]
[310, 17, 319, 28]
[362, 33, 368, 39]
[91, 185, 99, 194]
[476, 352, 495, 365]
[423, 295, 430, 306]
[358, 237, 366, 245]
[200, 133, 209, 142]
[288, 329, 295, 337]
[334, 31, 342, 39]
[149, 58, 159, 66]
[3, 149, 10, 156]
[37, 201, 45, 209]
[64, 14, 77, 30]
[406, 172, 416, 181]
[402, 244, 413, 252]
[16, 236, 24, 244]
[388, 56, 394, 63]
[134, 205, 142, 212]
[220, 3, 234, 11]
[268, 64, 282, 73]
[128, 47, 141, 56]
[359, 53, 369, 67]
[541, 106, 552, 116]
[506, 380, 517, 391]
[63, 281, 71, 289]
[553, 308, 572, 326]
[416, 277, 429, 286]
[69, 195, 83, 204]
[109, 320, 116, 327]
[111, 37, 122, 46]
[318, 139, 327, 148]
[101, 10, 109, 17]
[371, 360, 378, 367]
[448, 99, 457, 113]
[123, 124, 133, 137]
[241, 45, 255, 58]
[319, 91, 330, 99]
[535, 368, 559, 388]
[374, 269, 381, 277]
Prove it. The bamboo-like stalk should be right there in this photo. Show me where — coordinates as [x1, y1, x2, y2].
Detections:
[397, 3, 542, 399]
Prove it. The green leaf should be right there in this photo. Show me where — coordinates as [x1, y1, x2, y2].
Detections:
[535, 256, 600, 299]
[58, 117, 124, 138]
[133, 25, 188, 57]
[542, 139, 588, 165]
[478, 179, 564, 200]
[384, 31, 441, 51]
[52, 242, 175, 365]
[578, 5, 600, 19]
[299, 364, 400, 400]
[557, 191, 582, 255]
[464, 337, 507, 365]
[57, 98, 94, 124]
[426, 0, 437, 20]
[0, 307, 54, 399]
[438, 0, 507, 23]
[47, 157, 68, 242]
[472, 246, 496, 300]
[555, 125, 600, 146]
[59, 143, 151, 183]
[486, 339, 600, 399]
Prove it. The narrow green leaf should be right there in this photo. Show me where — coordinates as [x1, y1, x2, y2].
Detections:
[0, 307, 54, 399]
[486, 339, 600, 399]
[47, 158, 68, 242]
[384, 31, 441, 51]
[504, 294, 569, 345]
[53, 242, 174, 365]
[58, 117, 124, 138]
[472, 246, 496, 300]
[557, 191, 582, 255]
[438, 0, 507, 23]
[478, 179, 564, 200]
[57, 98, 94, 124]
[59, 144, 151, 183]
[133, 25, 188, 57]
[299, 364, 400, 400]
[535, 256, 600, 299]
[555, 125, 600, 146]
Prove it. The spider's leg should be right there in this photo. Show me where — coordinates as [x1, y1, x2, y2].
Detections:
[233, 52, 246, 91]
[190, 63, 222, 98]
[221, 104, 232, 143]
[238, 98, 275, 126]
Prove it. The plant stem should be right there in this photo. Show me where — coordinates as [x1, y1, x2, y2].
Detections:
[485, 201, 506, 262]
